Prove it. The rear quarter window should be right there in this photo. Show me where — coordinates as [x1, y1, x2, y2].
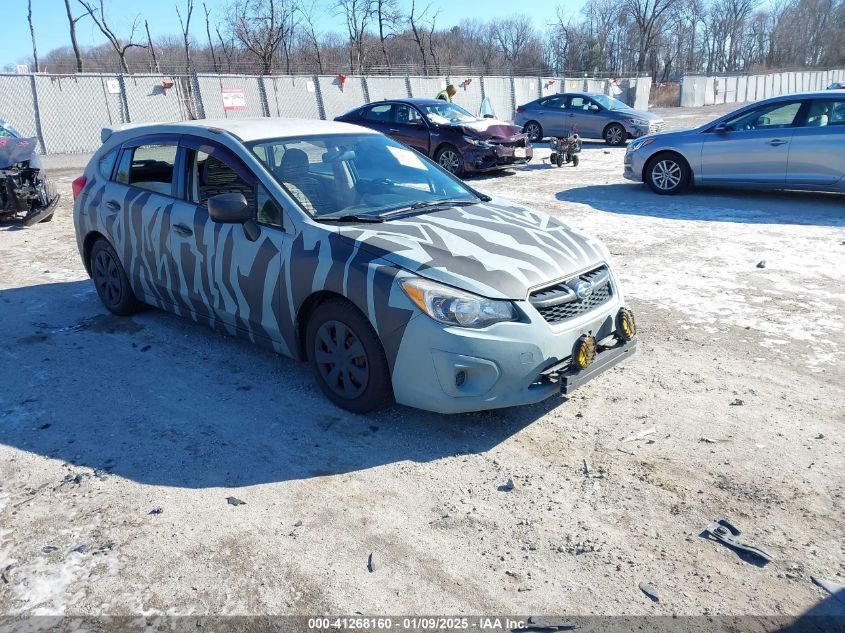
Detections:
[98, 149, 119, 179]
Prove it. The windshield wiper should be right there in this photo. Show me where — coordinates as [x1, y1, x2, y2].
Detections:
[379, 198, 480, 219]
[314, 214, 383, 223]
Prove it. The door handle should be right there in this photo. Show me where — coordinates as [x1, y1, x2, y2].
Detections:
[388, 128, 400, 133]
[105, 200, 120, 211]
[172, 223, 193, 237]
[767, 139, 788, 146]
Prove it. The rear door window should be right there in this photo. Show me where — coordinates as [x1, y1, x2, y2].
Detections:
[802, 99, 845, 127]
[362, 104, 393, 123]
[116, 144, 177, 196]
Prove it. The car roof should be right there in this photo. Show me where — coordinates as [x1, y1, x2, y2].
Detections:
[365, 98, 445, 107]
[101, 118, 376, 144]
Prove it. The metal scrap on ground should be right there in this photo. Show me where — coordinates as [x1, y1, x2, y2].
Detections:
[702, 520, 774, 563]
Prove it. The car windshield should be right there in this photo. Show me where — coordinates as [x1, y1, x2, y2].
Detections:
[249, 133, 478, 220]
[419, 102, 479, 125]
[591, 95, 630, 111]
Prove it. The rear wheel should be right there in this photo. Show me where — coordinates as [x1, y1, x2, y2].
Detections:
[523, 121, 543, 143]
[603, 123, 626, 146]
[571, 154, 580, 167]
[89, 238, 143, 315]
[645, 153, 690, 195]
[435, 145, 464, 178]
[305, 298, 393, 413]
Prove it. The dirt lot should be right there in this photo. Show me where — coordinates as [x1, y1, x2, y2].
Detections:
[0, 105, 843, 622]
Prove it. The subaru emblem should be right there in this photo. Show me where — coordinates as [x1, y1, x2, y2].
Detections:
[573, 280, 593, 300]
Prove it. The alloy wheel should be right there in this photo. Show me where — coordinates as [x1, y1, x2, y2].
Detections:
[438, 150, 461, 174]
[93, 249, 122, 307]
[651, 159, 683, 191]
[314, 320, 369, 400]
[605, 125, 624, 145]
[525, 123, 541, 141]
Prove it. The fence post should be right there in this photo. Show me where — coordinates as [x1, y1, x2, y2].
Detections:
[117, 74, 131, 123]
[28, 74, 47, 155]
[313, 74, 326, 120]
[361, 75, 371, 103]
[191, 72, 205, 120]
[257, 74, 271, 117]
[404, 75, 412, 98]
[509, 76, 517, 118]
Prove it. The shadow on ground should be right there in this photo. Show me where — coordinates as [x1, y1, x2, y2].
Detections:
[0, 280, 561, 489]
[556, 183, 845, 227]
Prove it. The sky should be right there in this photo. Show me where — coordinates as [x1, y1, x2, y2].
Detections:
[1, 0, 579, 69]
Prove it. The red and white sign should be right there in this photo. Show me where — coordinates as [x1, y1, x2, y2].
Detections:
[222, 88, 246, 111]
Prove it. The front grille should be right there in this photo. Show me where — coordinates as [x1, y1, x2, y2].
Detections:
[529, 265, 614, 325]
[649, 121, 666, 133]
[492, 138, 526, 148]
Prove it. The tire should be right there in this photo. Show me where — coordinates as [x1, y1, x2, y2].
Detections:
[89, 238, 143, 316]
[555, 153, 564, 167]
[603, 123, 626, 146]
[305, 298, 393, 413]
[435, 145, 465, 178]
[645, 153, 690, 195]
[523, 121, 543, 143]
[572, 154, 580, 167]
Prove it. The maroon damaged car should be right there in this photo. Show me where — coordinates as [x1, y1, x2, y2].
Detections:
[335, 98, 532, 177]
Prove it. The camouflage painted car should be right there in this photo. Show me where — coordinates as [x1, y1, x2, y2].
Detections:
[72, 119, 637, 414]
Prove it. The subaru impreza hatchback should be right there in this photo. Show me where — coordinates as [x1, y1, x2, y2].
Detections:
[72, 119, 637, 414]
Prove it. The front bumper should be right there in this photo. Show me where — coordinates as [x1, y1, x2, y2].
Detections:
[465, 143, 533, 173]
[390, 291, 635, 414]
[623, 150, 646, 182]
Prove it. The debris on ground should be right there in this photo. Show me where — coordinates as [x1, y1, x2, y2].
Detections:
[730, 398, 745, 406]
[639, 581, 661, 602]
[622, 427, 656, 443]
[702, 520, 774, 564]
[757, 261, 767, 269]
[499, 478, 516, 492]
[148, 506, 163, 515]
[226, 496, 246, 506]
[367, 553, 376, 573]
[40, 545, 58, 554]
[810, 576, 845, 605]
[814, 433, 825, 440]
[583, 458, 592, 476]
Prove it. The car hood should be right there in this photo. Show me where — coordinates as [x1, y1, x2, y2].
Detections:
[333, 199, 607, 299]
[451, 119, 525, 140]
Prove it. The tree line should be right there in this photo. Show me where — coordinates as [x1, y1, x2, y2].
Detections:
[16, 0, 845, 79]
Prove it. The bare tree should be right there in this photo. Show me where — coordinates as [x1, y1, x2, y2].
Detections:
[227, 0, 297, 74]
[623, 0, 675, 72]
[299, 0, 325, 72]
[335, 0, 374, 73]
[77, 0, 146, 73]
[144, 20, 160, 72]
[27, 0, 39, 72]
[374, 0, 400, 70]
[176, 0, 195, 74]
[204, 3, 220, 73]
[216, 25, 235, 72]
[63, 0, 90, 73]
[408, 0, 434, 74]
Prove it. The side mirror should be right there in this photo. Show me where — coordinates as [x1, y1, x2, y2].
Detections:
[208, 193, 251, 223]
[589, 104, 600, 111]
[482, 113, 495, 119]
[713, 122, 731, 133]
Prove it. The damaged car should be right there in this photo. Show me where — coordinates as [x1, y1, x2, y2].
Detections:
[73, 119, 636, 414]
[335, 98, 532, 177]
[0, 120, 59, 226]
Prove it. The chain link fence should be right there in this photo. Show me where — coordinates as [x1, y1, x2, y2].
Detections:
[0, 71, 653, 155]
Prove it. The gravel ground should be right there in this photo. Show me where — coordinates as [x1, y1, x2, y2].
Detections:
[0, 105, 843, 622]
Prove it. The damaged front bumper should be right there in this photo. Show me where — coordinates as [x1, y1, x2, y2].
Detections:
[465, 141, 533, 173]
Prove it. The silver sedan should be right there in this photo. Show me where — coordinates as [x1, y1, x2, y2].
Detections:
[624, 91, 845, 194]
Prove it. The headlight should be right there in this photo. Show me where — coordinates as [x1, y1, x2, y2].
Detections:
[465, 137, 492, 147]
[400, 277, 517, 328]
[627, 138, 655, 152]
[626, 117, 650, 127]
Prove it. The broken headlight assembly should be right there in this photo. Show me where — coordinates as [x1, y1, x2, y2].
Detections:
[0, 136, 60, 227]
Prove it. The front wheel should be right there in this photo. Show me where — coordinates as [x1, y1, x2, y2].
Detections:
[603, 123, 626, 146]
[523, 121, 543, 143]
[305, 298, 393, 413]
[435, 145, 465, 178]
[89, 238, 143, 315]
[645, 154, 690, 195]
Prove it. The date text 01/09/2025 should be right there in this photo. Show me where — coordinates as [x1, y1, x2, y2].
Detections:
[307, 617, 529, 630]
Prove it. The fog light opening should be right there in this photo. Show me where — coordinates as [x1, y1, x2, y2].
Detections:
[574, 335, 597, 370]
[455, 369, 467, 387]
[617, 307, 637, 341]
